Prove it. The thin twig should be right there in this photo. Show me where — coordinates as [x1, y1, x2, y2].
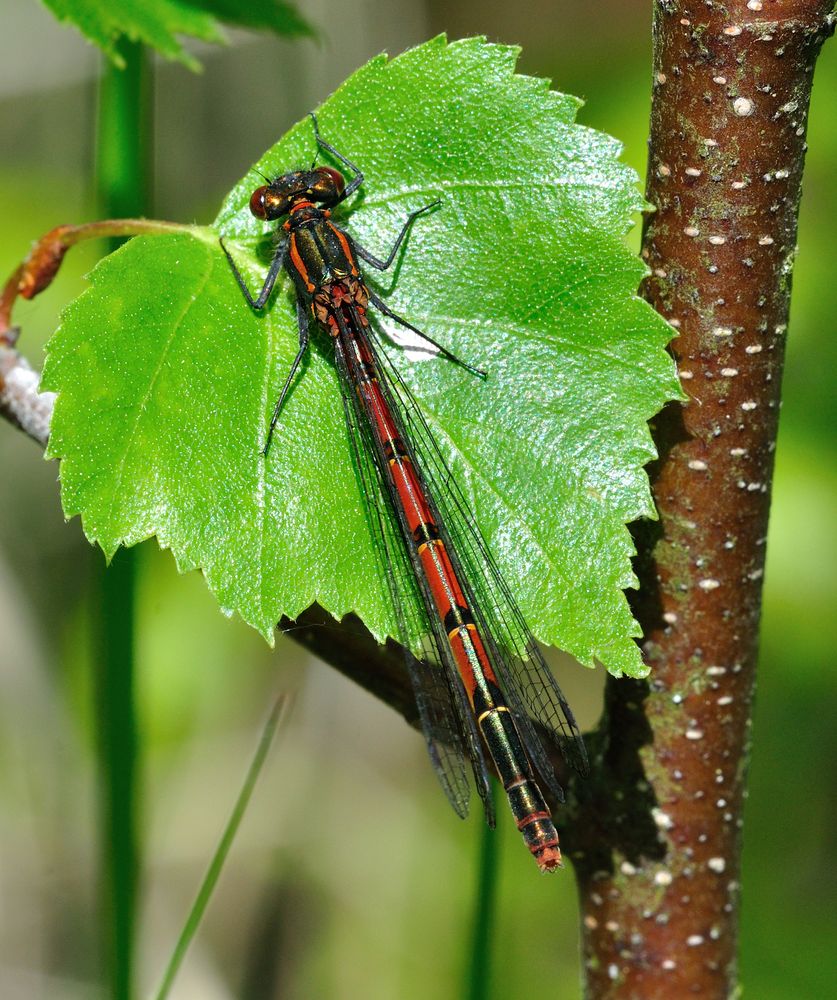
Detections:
[0, 336, 52, 447]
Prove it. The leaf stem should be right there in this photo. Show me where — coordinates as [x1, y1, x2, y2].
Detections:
[0, 219, 200, 338]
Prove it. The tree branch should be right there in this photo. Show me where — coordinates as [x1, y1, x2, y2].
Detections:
[0, 330, 53, 447]
[570, 3, 835, 997]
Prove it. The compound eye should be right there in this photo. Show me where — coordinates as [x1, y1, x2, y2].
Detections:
[320, 167, 345, 197]
[308, 167, 345, 205]
[249, 186, 269, 219]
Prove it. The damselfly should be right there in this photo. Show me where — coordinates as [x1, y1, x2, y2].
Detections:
[221, 115, 588, 871]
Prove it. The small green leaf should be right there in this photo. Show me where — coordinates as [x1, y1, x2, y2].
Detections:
[42, 37, 679, 678]
[185, 0, 314, 37]
[40, 0, 313, 70]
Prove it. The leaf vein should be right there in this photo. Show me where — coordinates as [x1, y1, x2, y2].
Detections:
[358, 173, 627, 209]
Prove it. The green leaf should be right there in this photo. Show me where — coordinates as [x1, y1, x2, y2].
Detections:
[183, 0, 314, 37]
[40, 0, 313, 70]
[42, 37, 679, 678]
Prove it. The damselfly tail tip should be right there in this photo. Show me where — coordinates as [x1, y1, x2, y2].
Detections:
[535, 845, 563, 873]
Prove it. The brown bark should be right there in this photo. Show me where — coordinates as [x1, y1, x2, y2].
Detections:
[570, 2, 835, 998]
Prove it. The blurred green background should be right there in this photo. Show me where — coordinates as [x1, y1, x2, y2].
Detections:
[0, 1, 834, 997]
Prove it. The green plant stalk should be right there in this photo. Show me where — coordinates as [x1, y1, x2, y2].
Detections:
[466, 779, 500, 1000]
[94, 36, 152, 1000]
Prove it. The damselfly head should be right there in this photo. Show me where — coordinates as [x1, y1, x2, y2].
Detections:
[248, 167, 346, 221]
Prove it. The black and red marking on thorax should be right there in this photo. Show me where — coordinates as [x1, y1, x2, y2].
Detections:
[283, 199, 373, 341]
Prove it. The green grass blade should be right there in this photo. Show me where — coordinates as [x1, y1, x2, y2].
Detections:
[152, 696, 289, 1000]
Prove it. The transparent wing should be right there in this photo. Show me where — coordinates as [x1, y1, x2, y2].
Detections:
[366, 317, 590, 789]
[333, 331, 495, 825]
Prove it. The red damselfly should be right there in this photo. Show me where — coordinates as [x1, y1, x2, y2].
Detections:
[221, 115, 589, 872]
